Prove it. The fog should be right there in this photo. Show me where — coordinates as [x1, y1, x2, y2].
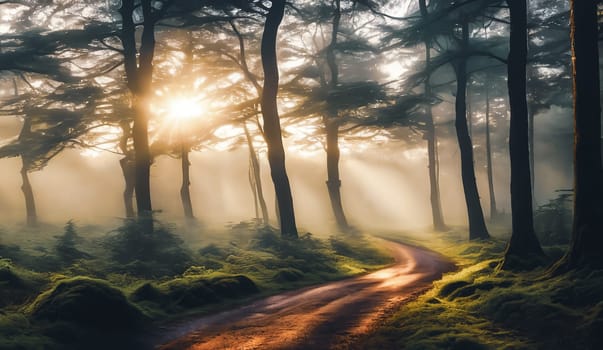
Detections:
[0, 105, 573, 234]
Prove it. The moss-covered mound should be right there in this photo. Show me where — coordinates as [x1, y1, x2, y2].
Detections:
[0, 259, 46, 307]
[29, 277, 146, 330]
[131, 274, 258, 310]
[273, 268, 305, 282]
[360, 234, 603, 350]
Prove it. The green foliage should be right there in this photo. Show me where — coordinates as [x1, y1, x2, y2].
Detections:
[28, 277, 146, 330]
[131, 274, 258, 312]
[534, 190, 572, 245]
[362, 233, 603, 350]
[1, 221, 392, 348]
[0, 258, 47, 307]
[54, 221, 91, 266]
[329, 236, 393, 266]
[272, 268, 304, 282]
[102, 220, 191, 278]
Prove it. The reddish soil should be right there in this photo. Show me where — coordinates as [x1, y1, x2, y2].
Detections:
[156, 240, 455, 350]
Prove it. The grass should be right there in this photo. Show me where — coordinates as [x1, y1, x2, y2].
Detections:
[0, 220, 392, 349]
[359, 229, 603, 350]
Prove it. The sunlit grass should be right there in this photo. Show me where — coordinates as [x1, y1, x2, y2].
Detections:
[359, 230, 602, 350]
[0, 221, 393, 348]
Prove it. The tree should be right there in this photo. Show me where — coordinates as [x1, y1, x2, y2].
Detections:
[260, 0, 297, 238]
[483, 78, 497, 222]
[419, 0, 447, 231]
[0, 81, 101, 226]
[322, 0, 351, 232]
[453, 19, 490, 240]
[552, 0, 603, 271]
[501, 0, 544, 269]
[383, 0, 507, 239]
[118, 0, 158, 230]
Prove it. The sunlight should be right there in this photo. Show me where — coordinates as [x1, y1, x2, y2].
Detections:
[79, 125, 122, 158]
[167, 97, 202, 122]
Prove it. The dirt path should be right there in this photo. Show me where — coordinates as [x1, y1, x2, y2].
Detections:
[154, 240, 455, 350]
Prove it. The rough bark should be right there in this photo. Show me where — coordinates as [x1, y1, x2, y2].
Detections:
[484, 84, 498, 223]
[454, 21, 490, 240]
[502, 0, 544, 267]
[260, 0, 298, 238]
[324, 0, 350, 232]
[553, 0, 603, 271]
[180, 145, 194, 219]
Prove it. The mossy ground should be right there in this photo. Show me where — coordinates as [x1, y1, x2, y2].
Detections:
[0, 220, 392, 349]
[360, 228, 603, 350]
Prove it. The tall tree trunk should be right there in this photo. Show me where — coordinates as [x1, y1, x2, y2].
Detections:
[502, 0, 544, 268]
[418, 0, 447, 231]
[120, 0, 156, 232]
[119, 157, 136, 218]
[484, 84, 498, 223]
[323, 0, 350, 232]
[553, 0, 603, 271]
[527, 0, 536, 203]
[180, 145, 194, 219]
[248, 158, 260, 220]
[420, 0, 447, 232]
[466, 84, 472, 139]
[325, 118, 350, 231]
[528, 106, 535, 200]
[18, 115, 37, 227]
[244, 123, 269, 224]
[260, 0, 298, 238]
[455, 21, 490, 240]
[118, 122, 135, 218]
[20, 159, 37, 227]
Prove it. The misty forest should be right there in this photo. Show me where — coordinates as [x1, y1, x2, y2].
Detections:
[0, 0, 601, 349]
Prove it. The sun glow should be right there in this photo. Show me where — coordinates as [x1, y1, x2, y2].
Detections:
[166, 97, 203, 122]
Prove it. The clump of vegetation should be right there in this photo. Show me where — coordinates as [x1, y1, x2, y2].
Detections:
[0, 259, 46, 307]
[361, 236, 603, 350]
[533, 190, 572, 245]
[54, 221, 91, 266]
[28, 277, 147, 330]
[329, 236, 393, 266]
[102, 220, 191, 278]
[273, 268, 304, 282]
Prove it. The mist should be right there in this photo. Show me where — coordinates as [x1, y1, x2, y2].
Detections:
[0, 106, 572, 234]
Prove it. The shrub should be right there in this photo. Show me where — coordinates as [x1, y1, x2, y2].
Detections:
[54, 221, 91, 265]
[29, 277, 146, 330]
[102, 220, 191, 277]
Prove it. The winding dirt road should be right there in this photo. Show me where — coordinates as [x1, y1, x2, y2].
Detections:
[155, 240, 455, 350]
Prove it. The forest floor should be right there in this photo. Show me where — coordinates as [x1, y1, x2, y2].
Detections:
[358, 230, 603, 350]
[0, 220, 395, 350]
[154, 239, 455, 349]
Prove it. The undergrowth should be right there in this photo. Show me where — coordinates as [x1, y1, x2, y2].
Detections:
[0, 220, 392, 349]
[360, 231, 603, 350]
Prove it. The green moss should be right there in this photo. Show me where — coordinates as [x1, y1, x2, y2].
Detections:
[438, 280, 471, 298]
[272, 268, 304, 282]
[28, 277, 146, 330]
[363, 231, 603, 350]
[102, 220, 191, 278]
